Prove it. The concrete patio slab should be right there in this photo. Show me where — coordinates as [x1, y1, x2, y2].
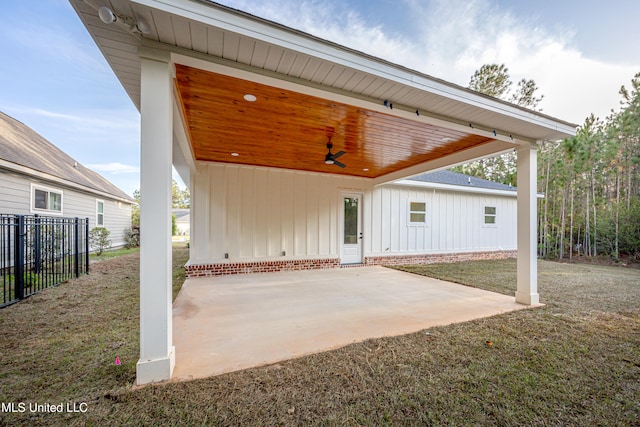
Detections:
[172, 266, 530, 381]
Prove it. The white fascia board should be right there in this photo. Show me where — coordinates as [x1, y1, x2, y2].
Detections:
[393, 179, 518, 197]
[172, 94, 196, 188]
[394, 179, 545, 198]
[132, 0, 576, 138]
[372, 140, 516, 186]
[0, 160, 134, 204]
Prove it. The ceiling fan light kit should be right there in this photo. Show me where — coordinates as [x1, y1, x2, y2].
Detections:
[324, 138, 346, 168]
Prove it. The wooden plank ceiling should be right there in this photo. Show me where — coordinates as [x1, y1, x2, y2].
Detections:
[175, 64, 494, 178]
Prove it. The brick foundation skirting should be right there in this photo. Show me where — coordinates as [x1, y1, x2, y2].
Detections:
[364, 250, 517, 266]
[185, 258, 341, 277]
[185, 250, 516, 278]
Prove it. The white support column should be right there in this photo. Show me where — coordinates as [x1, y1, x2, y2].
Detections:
[136, 51, 175, 384]
[516, 142, 540, 305]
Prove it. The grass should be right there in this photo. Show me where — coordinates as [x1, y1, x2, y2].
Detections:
[89, 247, 140, 261]
[0, 254, 638, 426]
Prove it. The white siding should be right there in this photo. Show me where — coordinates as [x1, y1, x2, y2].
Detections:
[190, 163, 517, 265]
[0, 171, 132, 247]
[190, 163, 370, 263]
[0, 172, 31, 214]
[368, 184, 517, 256]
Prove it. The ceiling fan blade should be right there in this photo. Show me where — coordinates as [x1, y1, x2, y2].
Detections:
[333, 160, 346, 168]
[332, 151, 345, 159]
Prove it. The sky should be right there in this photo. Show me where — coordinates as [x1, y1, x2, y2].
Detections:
[1, 0, 639, 197]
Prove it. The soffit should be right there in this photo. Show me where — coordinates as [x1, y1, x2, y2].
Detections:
[175, 65, 494, 178]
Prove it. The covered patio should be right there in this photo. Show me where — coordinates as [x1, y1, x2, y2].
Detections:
[70, 0, 576, 384]
[172, 266, 530, 381]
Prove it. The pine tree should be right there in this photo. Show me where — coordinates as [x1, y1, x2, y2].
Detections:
[453, 64, 544, 186]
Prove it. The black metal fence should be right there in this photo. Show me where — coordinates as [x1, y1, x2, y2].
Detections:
[1, 214, 89, 308]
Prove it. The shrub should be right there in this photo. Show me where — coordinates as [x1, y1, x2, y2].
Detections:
[124, 227, 140, 249]
[89, 227, 112, 256]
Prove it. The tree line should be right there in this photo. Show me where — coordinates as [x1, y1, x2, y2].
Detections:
[455, 65, 640, 262]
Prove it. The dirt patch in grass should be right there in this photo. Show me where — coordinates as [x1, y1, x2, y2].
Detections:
[1, 255, 638, 426]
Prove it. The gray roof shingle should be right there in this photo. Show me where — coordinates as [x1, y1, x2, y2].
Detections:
[408, 169, 516, 192]
[0, 111, 133, 202]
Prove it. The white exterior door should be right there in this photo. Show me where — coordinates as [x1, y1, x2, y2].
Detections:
[341, 193, 363, 264]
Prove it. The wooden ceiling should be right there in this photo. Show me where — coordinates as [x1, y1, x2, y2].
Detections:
[175, 64, 494, 178]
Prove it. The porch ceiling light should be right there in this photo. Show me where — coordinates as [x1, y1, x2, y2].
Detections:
[231, 152, 240, 157]
[243, 94, 257, 102]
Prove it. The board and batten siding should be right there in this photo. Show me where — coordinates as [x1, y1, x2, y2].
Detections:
[0, 171, 132, 247]
[367, 184, 517, 256]
[190, 163, 517, 266]
[190, 163, 371, 264]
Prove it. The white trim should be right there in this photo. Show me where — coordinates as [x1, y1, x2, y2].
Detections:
[372, 142, 517, 186]
[393, 179, 517, 197]
[30, 183, 64, 215]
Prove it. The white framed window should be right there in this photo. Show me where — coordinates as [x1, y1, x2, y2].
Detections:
[96, 200, 105, 226]
[31, 184, 63, 214]
[409, 201, 427, 224]
[484, 206, 496, 225]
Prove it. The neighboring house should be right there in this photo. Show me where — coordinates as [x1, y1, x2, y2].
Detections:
[71, 0, 576, 384]
[172, 208, 190, 237]
[0, 111, 134, 247]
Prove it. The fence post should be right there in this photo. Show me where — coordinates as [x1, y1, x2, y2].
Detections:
[74, 217, 80, 278]
[34, 214, 41, 274]
[85, 218, 89, 274]
[14, 215, 25, 300]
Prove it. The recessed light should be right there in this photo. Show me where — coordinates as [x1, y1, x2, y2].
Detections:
[442, 137, 453, 142]
[243, 94, 257, 102]
[231, 152, 239, 157]
[363, 168, 369, 172]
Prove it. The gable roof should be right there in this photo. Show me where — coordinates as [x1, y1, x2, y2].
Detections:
[409, 170, 516, 192]
[0, 111, 133, 202]
[70, 0, 576, 186]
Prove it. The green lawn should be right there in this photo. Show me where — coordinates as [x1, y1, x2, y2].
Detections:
[89, 246, 140, 261]
[0, 253, 638, 426]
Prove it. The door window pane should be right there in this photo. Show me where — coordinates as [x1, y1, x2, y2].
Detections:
[344, 197, 358, 244]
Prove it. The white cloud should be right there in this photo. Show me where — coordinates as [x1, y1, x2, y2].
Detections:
[1, 20, 110, 77]
[220, 0, 639, 125]
[86, 162, 139, 174]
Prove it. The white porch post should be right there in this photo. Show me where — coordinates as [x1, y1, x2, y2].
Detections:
[136, 50, 175, 384]
[516, 142, 540, 305]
